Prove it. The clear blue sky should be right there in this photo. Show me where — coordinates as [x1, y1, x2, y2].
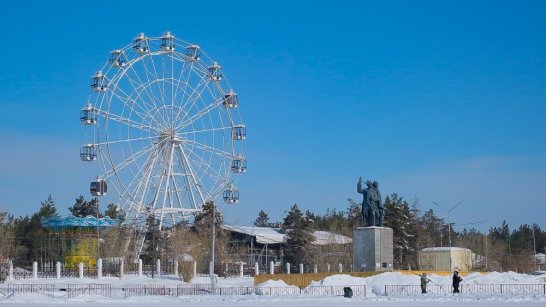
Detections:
[0, 0, 545, 231]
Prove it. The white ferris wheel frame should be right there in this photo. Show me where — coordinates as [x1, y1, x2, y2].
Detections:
[81, 32, 245, 229]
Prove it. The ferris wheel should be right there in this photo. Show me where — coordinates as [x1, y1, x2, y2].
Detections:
[79, 32, 246, 230]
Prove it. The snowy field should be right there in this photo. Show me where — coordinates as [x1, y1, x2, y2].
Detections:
[1, 271, 546, 306]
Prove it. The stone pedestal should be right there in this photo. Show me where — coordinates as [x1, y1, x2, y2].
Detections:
[353, 227, 393, 272]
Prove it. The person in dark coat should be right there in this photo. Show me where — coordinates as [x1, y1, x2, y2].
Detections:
[452, 271, 463, 293]
[420, 273, 431, 294]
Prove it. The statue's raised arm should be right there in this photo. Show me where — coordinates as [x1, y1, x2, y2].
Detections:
[357, 177, 364, 194]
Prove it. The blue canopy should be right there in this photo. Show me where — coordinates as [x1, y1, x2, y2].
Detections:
[41, 216, 118, 229]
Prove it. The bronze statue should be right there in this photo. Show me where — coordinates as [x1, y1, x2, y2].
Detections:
[357, 177, 384, 227]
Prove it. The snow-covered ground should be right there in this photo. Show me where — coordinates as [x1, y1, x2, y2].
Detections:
[1, 271, 546, 306]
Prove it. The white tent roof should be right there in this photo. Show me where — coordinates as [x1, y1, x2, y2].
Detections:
[222, 224, 285, 244]
[222, 224, 352, 245]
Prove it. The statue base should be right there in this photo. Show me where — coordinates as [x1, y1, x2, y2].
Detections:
[352, 227, 393, 272]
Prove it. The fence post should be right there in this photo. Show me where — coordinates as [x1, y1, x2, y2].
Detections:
[120, 259, 124, 279]
[156, 259, 161, 277]
[78, 263, 84, 279]
[8, 260, 13, 280]
[174, 260, 179, 276]
[138, 259, 143, 277]
[327, 263, 331, 272]
[338, 263, 343, 273]
[192, 260, 197, 278]
[255, 262, 259, 276]
[270, 261, 274, 274]
[55, 262, 60, 279]
[97, 258, 103, 279]
[32, 261, 38, 279]
[299, 263, 304, 274]
[286, 262, 290, 274]
[239, 262, 244, 278]
[313, 263, 318, 274]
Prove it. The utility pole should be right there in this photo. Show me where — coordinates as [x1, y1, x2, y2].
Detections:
[434, 201, 462, 271]
[532, 225, 537, 271]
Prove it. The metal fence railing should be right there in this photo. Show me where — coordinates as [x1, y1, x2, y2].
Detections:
[6, 284, 55, 298]
[385, 284, 546, 296]
[0, 283, 366, 298]
[4, 283, 545, 298]
[67, 284, 112, 299]
[303, 285, 366, 296]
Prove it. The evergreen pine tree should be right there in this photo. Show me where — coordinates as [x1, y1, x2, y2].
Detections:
[104, 203, 125, 221]
[383, 193, 415, 269]
[254, 210, 270, 227]
[69, 196, 102, 217]
[281, 204, 315, 268]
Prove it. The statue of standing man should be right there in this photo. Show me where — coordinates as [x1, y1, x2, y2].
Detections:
[357, 177, 384, 227]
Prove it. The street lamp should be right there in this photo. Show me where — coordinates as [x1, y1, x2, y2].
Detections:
[433, 201, 463, 271]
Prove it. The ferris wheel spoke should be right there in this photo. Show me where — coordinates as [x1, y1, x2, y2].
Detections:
[123, 69, 165, 118]
[108, 90, 158, 129]
[136, 52, 170, 128]
[177, 96, 224, 131]
[108, 81, 153, 119]
[172, 56, 204, 112]
[178, 125, 231, 136]
[94, 135, 156, 146]
[183, 145, 224, 183]
[117, 57, 161, 115]
[102, 142, 159, 179]
[178, 76, 216, 123]
[183, 139, 233, 159]
[174, 74, 210, 127]
[97, 109, 154, 131]
[172, 57, 193, 108]
[181, 142, 226, 183]
[125, 75, 173, 130]
[148, 50, 169, 118]
[137, 55, 172, 127]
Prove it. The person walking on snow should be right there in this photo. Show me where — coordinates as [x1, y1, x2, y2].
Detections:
[452, 271, 463, 293]
[420, 273, 431, 294]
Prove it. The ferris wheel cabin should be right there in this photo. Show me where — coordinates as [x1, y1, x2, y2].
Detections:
[80, 103, 97, 125]
[133, 33, 149, 54]
[230, 155, 247, 173]
[109, 50, 126, 67]
[80, 144, 97, 161]
[90, 179, 107, 196]
[160, 31, 175, 52]
[231, 124, 246, 140]
[208, 62, 222, 81]
[223, 90, 238, 108]
[223, 187, 239, 204]
[185, 44, 201, 61]
[90, 71, 107, 92]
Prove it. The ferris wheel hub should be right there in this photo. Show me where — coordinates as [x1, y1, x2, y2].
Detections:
[158, 128, 181, 144]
